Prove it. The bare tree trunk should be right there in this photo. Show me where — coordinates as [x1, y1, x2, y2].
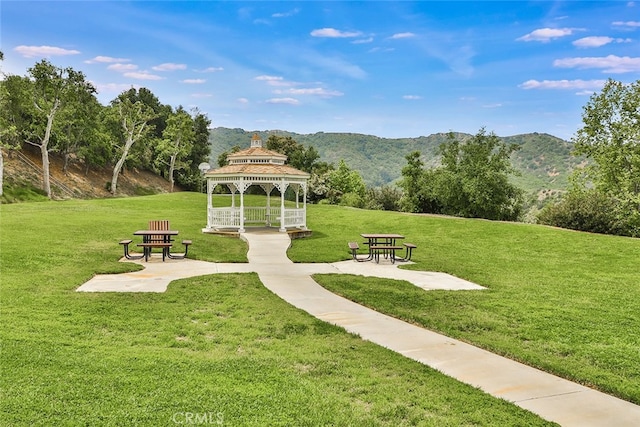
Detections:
[111, 118, 146, 196]
[169, 152, 176, 193]
[111, 148, 128, 196]
[40, 102, 58, 199]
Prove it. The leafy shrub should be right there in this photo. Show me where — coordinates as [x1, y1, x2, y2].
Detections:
[537, 189, 634, 236]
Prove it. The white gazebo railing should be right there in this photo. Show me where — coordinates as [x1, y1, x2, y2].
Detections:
[206, 203, 306, 231]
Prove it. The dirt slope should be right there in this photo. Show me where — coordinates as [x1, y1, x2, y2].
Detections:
[3, 146, 176, 199]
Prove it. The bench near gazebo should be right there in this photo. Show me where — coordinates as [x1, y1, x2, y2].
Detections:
[203, 134, 310, 234]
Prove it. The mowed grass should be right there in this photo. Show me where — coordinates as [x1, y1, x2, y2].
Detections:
[288, 205, 640, 404]
[0, 193, 553, 426]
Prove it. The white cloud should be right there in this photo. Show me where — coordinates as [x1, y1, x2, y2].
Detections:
[14, 45, 80, 58]
[265, 97, 300, 105]
[237, 98, 249, 104]
[200, 67, 224, 72]
[272, 8, 299, 18]
[124, 71, 163, 80]
[255, 75, 294, 87]
[519, 79, 607, 90]
[274, 87, 343, 97]
[310, 28, 362, 38]
[553, 55, 640, 73]
[85, 56, 130, 64]
[152, 63, 187, 71]
[182, 79, 206, 84]
[483, 103, 503, 108]
[390, 32, 416, 39]
[352, 37, 374, 44]
[573, 36, 632, 48]
[573, 36, 613, 48]
[612, 21, 640, 28]
[516, 28, 575, 42]
[403, 95, 422, 100]
[108, 63, 138, 72]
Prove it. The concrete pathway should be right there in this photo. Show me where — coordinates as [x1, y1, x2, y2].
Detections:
[78, 229, 640, 426]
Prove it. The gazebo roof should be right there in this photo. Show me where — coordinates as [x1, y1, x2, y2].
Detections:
[227, 146, 287, 161]
[205, 133, 310, 179]
[206, 163, 310, 177]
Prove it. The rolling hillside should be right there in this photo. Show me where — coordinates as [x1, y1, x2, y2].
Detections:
[208, 127, 584, 197]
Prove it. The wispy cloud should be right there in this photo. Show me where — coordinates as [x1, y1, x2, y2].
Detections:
[152, 63, 187, 71]
[265, 97, 300, 105]
[310, 28, 362, 38]
[85, 56, 130, 64]
[554, 55, 640, 73]
[403, 95, 422, 100]
[181, 79, 206, 84]
[272, 8, 299, 18]
[190, 93, 213, 98]
[274, 87, 343, 97]
[14, 45, 80, 58]
[124, 71, 163, 80]
[108, 63, 137, 72]
[572, 36, 631, 48]
[199, 67, 224, 72]
[390, 32, 416, 40]
[516, 28, 576, 42]
[255, 75, 294, 87]
[519, 79, 607, 90]
[352, 37, 374, 44]
[612, 20, 640, 28]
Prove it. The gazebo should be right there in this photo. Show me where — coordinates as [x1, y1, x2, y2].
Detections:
[203, 134, 311, 233]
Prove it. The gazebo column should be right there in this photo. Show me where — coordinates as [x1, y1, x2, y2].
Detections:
[236, 178, 251, 233]
[302, 182, 308, 229]
[260, 184, 275, 227]
[275, 179, 289, 232]
[206, 179, 214, 229]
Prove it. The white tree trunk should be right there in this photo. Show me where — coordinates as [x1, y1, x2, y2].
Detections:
[169, 152, 176, 193]
[40, 100, 59, 199]
[111, 117, 146, 195]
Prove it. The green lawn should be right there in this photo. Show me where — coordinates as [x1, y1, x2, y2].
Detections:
[288, 204, 640, 404]
[1, 193, 553, 426]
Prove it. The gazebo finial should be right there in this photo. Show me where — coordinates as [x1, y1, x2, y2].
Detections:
[251, 133, 262, 148]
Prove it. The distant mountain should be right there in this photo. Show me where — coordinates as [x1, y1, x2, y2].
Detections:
[208, 127, 583, 196]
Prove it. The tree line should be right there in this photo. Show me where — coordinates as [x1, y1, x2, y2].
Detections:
[244, 79, 640, 239]
[0, 55, 211, 198]
[2, 52, 638, 238]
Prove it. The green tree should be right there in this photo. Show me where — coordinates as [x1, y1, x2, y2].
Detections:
[176, 109, 211, 191]
[539, 79, 640, 236]
[435, 129, 524, 220]
[106, 92, 156, 195]
[156, 107, 194, 192]
[22, 60, 95, 198]
[56, 81, 102, 173]
[573, 79, 640, 206]
[398, 151, 424, 212]
[266, 134, 319, 173]
[217, 145, 240, 167]
[327, 159, 366, 206]
[0, 53, 22, 196]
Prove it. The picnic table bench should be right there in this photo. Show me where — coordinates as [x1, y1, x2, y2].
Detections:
[118, 220, 192, 262]
[348, 235, 417, 263]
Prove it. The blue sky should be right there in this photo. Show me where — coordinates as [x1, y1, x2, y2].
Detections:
[2, 1, 639, 140]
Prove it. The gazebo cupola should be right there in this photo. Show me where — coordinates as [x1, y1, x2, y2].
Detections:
[203, 134, 310, 233]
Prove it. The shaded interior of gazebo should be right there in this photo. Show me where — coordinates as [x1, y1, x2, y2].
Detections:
[203, 134, 310, 233]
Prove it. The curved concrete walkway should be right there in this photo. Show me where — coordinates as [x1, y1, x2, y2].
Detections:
[78, 229, 640, 426]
